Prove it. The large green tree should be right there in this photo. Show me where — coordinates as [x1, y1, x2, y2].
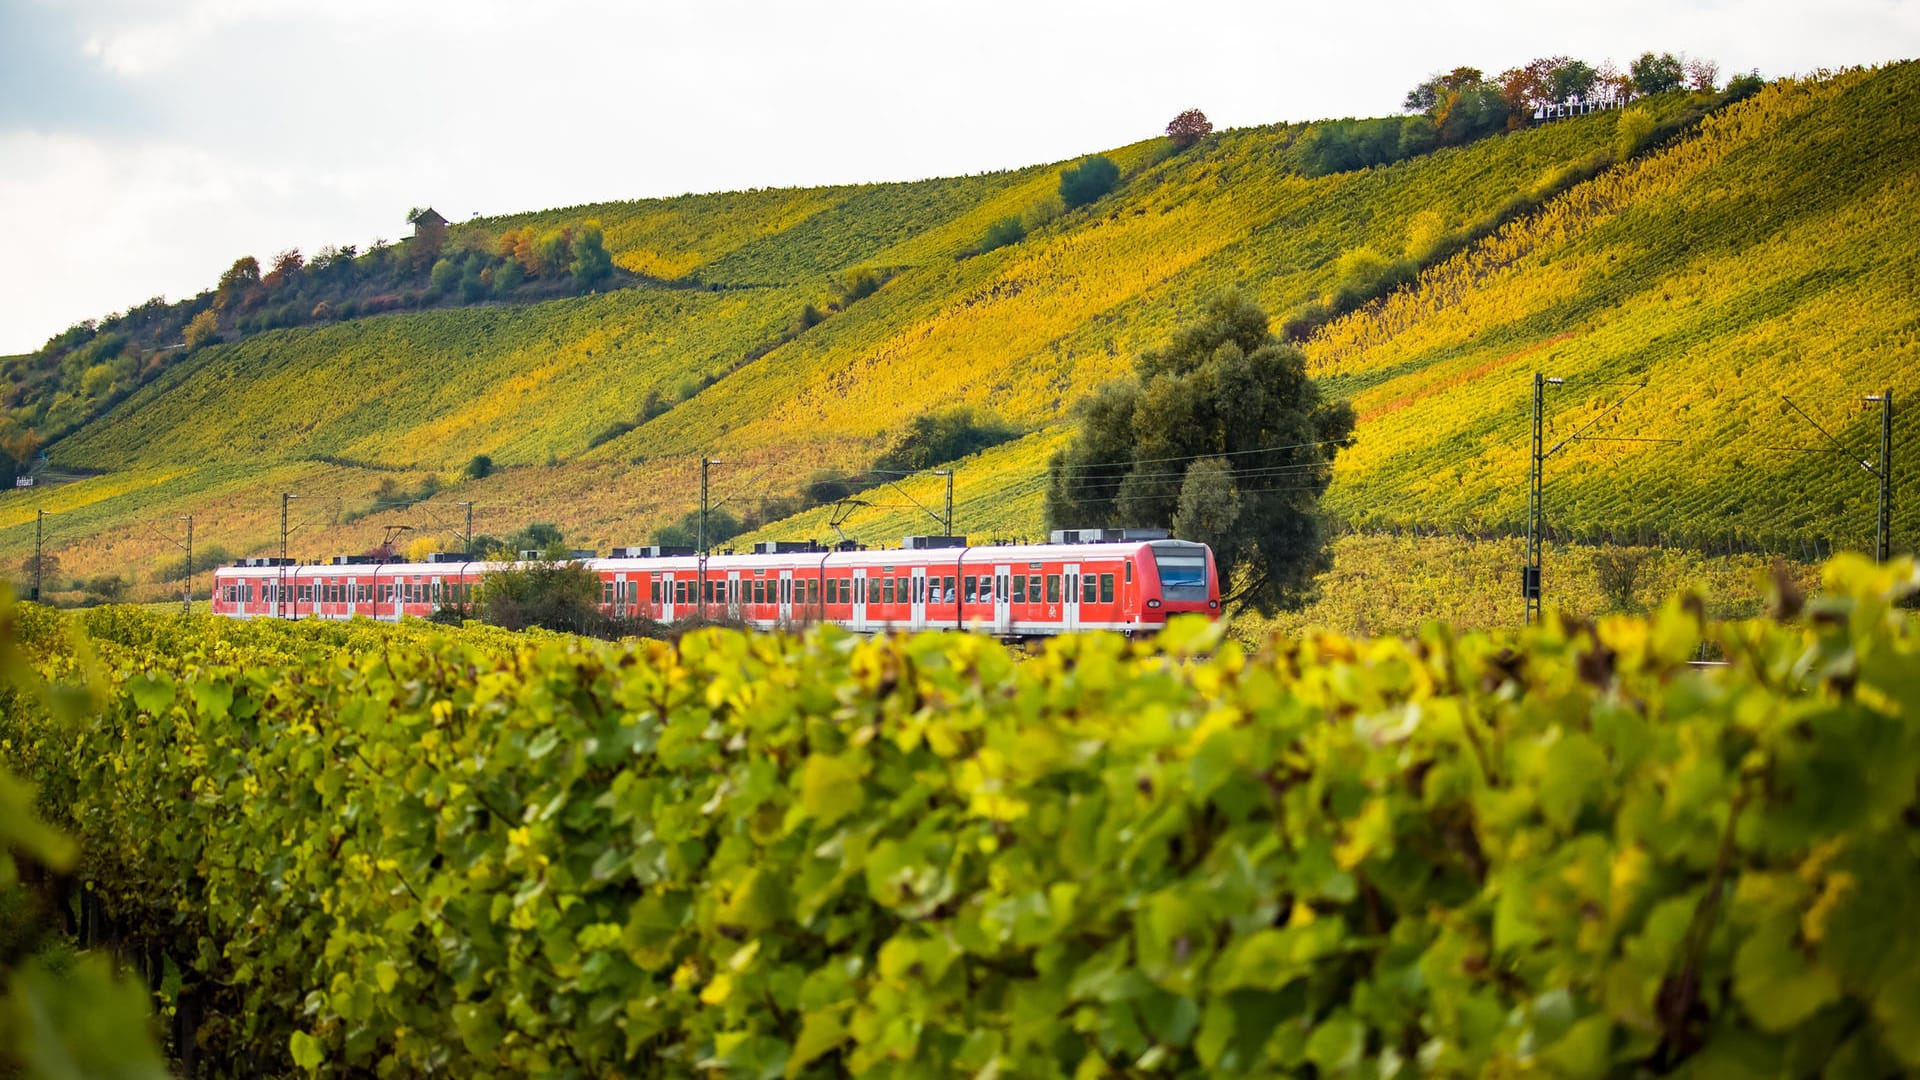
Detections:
[1045, 293, 1354, 612]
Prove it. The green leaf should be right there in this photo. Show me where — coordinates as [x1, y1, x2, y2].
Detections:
[187, 677, 234, 719]
[1733, 919, 1842, 1032]
[289, 1030, 324, 1072]
[799, 752, 863, 828]
[1305, 1013, 1364, 1074]
[1540, 731, 1608, 832]
[786, 1009, 847, 1076]
[126, 672, 174, 713]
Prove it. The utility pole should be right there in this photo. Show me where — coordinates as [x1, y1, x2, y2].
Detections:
[1524, 375, 1556, 626]
[699, 458, 722, 619]
[32, 508, 47, 603]
[457, 501, 475, 557]
[935, 469, 954, 537]
[1783, 392, 1897, 563]
[181, 515, 193, 614]
[280, 492, 299, 619]
[1870, 389, 1894, 562]
[1525, 373, 1647, 625]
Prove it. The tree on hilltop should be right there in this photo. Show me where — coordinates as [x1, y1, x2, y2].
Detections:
[1631, 51, 1685, 95]
[1165, 109, 1213, 149]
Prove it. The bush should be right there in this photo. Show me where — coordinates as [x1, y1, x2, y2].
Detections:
[7, 558, 1920, 1075]
[974, 215, 1026, 254]
[472, 557, 600, 632]
[1614, 105, 1659, 159]
[182, 310, 220, 350]
[1058, 154, 1120, 209]
[871, 406, 1018, 475]
[464, 454, 493, 480]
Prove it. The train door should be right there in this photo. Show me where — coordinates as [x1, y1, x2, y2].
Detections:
[852, 569, 869, 632]
[778, 570, 793, 623]
[662, 572, 676, 621]
[1062, 563, 1081, 632]
[910, 567, 927, 630]
[727, 571, 742, 618]
[994, 565, 1011, 636]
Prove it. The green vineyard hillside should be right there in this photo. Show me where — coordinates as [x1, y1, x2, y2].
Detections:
[1, 64, 1913, 624]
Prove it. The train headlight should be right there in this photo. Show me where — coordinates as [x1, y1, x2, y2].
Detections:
[1146, 599, 1162, 609]
[1208, 600, 1218, 609]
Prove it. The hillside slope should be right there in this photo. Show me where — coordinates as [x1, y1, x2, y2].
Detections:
[2, 64, 1913, 623]
[1311, 65, 1919, 553]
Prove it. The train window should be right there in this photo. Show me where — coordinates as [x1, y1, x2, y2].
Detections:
[1125, 562, 1133, 584]
[1100, 574, 1114, 603]
[1013, 576, 1026, 603]
[883, 578, 895, 605]
[911, 577, 922, 603]
[1047, 575, 1061, 603]
[602, 581, 614, 604]
[1084, 576, 1098, 604]
[964, 576, 976, 603]
[943, 576, 955, 603]
[651, 581, 661, 603]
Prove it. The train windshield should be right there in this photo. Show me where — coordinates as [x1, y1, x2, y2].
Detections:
[1149, 541, 1210, 600]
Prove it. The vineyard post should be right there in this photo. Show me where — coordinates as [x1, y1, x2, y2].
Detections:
[935, 469, 954, 537]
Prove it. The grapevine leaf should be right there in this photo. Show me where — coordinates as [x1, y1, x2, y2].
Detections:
[289, 1030, 324, 1071]
[1732, 919, 1841, 1032]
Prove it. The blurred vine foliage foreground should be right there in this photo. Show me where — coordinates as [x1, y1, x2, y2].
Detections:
[0, 588, 170, 1079]
[1, 557, 1918, 1077]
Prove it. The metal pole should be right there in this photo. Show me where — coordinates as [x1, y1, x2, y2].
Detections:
[1526, 374, 1544, 626]
[1877, 389, 1894, 563]
[699, 458, 710, 620]
[33, 508, 44, 603]
[464, 501, 474, 557]
[944, 470, 955, 537]
[183, 515, 193, 614]
[281, 492, 295, 619]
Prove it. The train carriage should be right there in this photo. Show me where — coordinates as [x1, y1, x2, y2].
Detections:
[210, 530, 1219, 637]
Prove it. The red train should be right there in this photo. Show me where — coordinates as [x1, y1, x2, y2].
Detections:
[209, 531, 1220, 637]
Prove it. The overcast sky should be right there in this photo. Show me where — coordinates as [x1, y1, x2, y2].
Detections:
[2, 0, 1915, 355]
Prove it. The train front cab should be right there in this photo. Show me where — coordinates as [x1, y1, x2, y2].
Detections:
[1130, 539, 1219, 630]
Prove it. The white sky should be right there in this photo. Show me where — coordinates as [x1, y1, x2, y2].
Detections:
[2, 0, 1916, 355]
